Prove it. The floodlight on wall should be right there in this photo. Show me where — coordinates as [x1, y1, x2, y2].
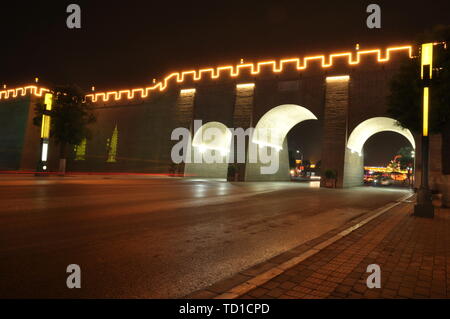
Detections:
[180, 88, 196, 94]
[236, 83, 255, 89]
[326, 75, 350, 82]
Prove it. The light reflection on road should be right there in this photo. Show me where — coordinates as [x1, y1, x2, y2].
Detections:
[0, 176, 411, 298]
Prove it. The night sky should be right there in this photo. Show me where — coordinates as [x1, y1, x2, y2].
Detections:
[1, 0, 449, 165]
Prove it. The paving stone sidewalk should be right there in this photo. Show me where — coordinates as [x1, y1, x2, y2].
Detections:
[239, 202, 450, 299]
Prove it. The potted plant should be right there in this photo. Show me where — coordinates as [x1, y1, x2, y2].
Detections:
[324, 169, 337, 188]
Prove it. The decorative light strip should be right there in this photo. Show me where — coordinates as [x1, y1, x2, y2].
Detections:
[85, 45, 412, 103]
[1, 45, 413, 103]
[0, 85, 49, 100]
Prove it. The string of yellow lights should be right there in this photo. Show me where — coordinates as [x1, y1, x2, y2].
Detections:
[0, 85, 49, 100]
[0, 45, 413, 103]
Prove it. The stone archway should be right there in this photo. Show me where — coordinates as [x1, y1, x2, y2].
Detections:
[343, 117, 415, 187]
[245, 104, 318, 181]
[184, 121, 232, 179]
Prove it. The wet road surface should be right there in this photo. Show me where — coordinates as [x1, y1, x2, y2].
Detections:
[0, 176, 410, 298]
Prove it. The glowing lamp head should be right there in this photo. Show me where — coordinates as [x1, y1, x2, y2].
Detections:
[421, 43, 433, 80]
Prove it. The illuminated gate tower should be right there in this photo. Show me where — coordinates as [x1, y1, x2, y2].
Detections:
[0, 44, 421, 187]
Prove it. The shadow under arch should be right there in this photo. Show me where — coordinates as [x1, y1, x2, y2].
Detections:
[246, 104, 318, 181]
[343, 117, 416, 187]
[184, 121, 232, 179]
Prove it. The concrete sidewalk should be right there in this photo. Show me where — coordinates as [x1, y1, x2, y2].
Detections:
[187, 199, 450, 299]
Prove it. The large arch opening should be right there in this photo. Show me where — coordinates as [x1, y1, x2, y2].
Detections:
[184, 121, 232, 179]
[343, 117, 416, 187]
[245, 104, 318, 181]
[287, 119, 323, 184]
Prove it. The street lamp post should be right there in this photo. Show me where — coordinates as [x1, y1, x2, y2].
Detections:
[37, 92, 53, 173]
[414, 43, 434, 218]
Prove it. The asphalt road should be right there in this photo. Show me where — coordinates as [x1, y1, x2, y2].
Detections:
[0, 176, 410, 298]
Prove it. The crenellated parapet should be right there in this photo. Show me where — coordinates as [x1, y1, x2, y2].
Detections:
[1, 45, 413, 104]
[84, 45, 413, 103]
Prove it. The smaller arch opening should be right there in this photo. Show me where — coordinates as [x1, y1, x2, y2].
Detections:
[344, 117, 416, 188]
[347, 117, 415, 155]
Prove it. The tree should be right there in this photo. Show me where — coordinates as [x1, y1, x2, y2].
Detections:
[396, 146, 414, 170]
[388, 25, 450, 174]
[33, 85, 96, 174]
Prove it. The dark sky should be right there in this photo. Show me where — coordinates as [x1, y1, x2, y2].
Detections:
[363, 132, 411, 166]
[1, 0, 449, 90]
[1, 0, 449, 165]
